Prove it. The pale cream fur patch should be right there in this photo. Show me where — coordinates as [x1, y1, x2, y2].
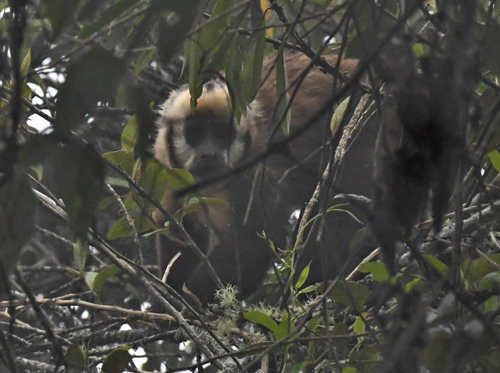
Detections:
[154, 81, 260, 171]
[157, 83, 233, 122]
[196, 86, 232, 116]
[154, 126, 171, 168]
[171, 122, 195, 171]
[241, 101, 262, 155]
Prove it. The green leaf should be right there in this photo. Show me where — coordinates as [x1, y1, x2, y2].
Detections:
[66, 345, 88, 372]
[166, 169, 194, 190]
[144, 222, 186, 246]
[55, 142, 104, 240]
[130, 158, 143, 185]
[225, 38, 245, 115]
[143, 223, 176, 240]
[423, 254, 449, 277]
[107, 216, 156, 240]
[139, 159, 169, 207]
[182, 197, 200, 214]
[201, 0, 233, 43]
[295, 263, 310, 290]
[93, 265, 121, 294]
[78, 0, 140, 40]
[243, 311, 279, 334]
[73, 239, 88, 275]
[275, 312, 296, 340]
[404, 278, 423, 293]
[358, 261, 391, 282]
[326, 204, 363, 224]
[305, 317, 323, 334]
[104, 176, 129, 190]
[198, 0, 234, 71]
[330, 96, 349, 135]
[485, 295, 499, 312]
[29, 164, 43, 181]
[479, 272, 500, 291]
[54, 50, 127, 134]
[462, 254, 500, 284]
[101, 346, 132, 373]
[21, 49, 31, 77]
[342, 367, 358, 373]
[241, 3, 265, 103]
[244, 28, 265, 100]
[297, 283, 321, 295]
[413, 43, 430, 57]
[84, 271, 98, 286]
[329, 281, 369, 311]
[22, 82, 32, 100]
[353, 314, 366, 334]
[104, 150, 135, 176]
[487, 150, 500, 173]
[276, 51, 291, 136]
[188, 30, 203, 109]
[183, 196, 230, 216]
[121, 115, 139, 151]
[66, 268, 79, 276]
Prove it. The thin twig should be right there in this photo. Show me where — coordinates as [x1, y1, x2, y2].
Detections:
[14, 269, 67, 370]
[106, 183, 143, 264]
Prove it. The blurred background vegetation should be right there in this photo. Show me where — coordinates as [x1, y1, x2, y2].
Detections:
[1, 0, 500, 372]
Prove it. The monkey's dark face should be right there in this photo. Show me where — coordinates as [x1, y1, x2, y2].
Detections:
[179, 110, 249, 178]
[155, 81, 255, 180]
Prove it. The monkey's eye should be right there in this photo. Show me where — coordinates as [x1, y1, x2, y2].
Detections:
[184, 116, 205, 147]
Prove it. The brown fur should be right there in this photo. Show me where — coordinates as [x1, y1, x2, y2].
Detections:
[257, 54, 358, 135]
[153, 53, 375, 303]
[238, 54, 361, 235]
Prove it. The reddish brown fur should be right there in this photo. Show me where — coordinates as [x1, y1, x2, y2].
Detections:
[250, 54, 359, 152]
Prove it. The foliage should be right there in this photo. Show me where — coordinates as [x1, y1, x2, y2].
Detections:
[0, 0, 500, 372]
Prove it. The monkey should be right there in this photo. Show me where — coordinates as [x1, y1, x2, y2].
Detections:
[153, 53, 378, 304]
[153, 79, 249, 239]
[153, 80, 251, 303]
[153, 79, 266, 304]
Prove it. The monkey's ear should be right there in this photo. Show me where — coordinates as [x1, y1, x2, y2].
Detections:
[157, 85, 194, 127]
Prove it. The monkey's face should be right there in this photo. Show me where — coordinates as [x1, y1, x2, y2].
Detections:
[175, 110, 247, 178]
[155, 81, 253, 180]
